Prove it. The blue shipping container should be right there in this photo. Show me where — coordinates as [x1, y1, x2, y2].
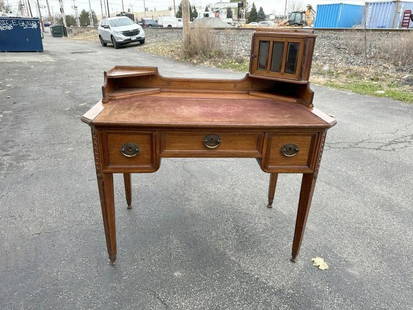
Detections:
[364, 1, 413, 28]
[314, 3, 364, 28]
[0, 17, 43, 52]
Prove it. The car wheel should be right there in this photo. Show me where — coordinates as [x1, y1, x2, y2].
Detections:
[111, 36, 119, 49]
[139, 39, 145, 45]
[167, 25, 172, 28]
[99, 36, 107, 47]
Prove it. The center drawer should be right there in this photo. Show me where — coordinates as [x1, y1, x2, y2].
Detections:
[160, 131, 264, 157]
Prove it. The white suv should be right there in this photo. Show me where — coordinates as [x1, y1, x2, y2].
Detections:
[98, 16, 145, 49]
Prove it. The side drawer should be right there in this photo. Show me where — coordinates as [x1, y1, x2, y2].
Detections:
[160, 131, 264, 157]
[102, 130, 159, 172]
[261, 133, 318, 172]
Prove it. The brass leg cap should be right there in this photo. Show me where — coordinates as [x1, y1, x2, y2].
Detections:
[267, 203, 273, 208]
[127, 204, 132, 209]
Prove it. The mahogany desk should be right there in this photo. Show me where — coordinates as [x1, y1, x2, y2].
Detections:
[82, 32, 336, 264]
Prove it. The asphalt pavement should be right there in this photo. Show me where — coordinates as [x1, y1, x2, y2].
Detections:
[0, 35, 412, 310]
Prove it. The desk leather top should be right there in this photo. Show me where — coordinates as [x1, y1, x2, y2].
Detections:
[91, 92, 332, 129]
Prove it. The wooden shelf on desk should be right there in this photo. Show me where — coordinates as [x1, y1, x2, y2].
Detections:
[108, 88, 161, 100]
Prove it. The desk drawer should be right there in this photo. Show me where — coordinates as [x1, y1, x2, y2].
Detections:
[262, 133, 317, 172]
[161, 131, 263, 157]
[102, 131, 158, 172]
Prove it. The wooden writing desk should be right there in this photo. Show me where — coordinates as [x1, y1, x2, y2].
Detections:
[82, 31, 336, 264]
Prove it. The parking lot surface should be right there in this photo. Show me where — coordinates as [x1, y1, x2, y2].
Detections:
[1, 36, 412, 309]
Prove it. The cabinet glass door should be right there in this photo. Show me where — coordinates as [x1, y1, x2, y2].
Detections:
[258, 41, 269, 70]
[270, 41, 284, 72]
[285, 42, 300, 74]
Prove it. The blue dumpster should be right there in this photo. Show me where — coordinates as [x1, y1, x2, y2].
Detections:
[0, 17, 43, 52]
[314, 3, 364, 28]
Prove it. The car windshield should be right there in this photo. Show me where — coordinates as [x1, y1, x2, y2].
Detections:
[109, 17, 134, 27]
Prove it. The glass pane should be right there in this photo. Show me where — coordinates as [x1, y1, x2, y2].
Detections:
[270, 42, 284, 72]
[257, 41, 269, 70]
[285, 42, 299, 74]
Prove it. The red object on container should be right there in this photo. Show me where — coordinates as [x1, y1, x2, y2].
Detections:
[401, 10, 412, 28]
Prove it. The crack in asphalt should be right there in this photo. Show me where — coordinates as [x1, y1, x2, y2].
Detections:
[326, 134, 413, 152]
[145, 288, 170, 309]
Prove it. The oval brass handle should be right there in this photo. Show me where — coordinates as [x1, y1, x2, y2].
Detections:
[120, 143, 140, 157]
[281, 144, 299, 157]
[203, 134, 221, 149]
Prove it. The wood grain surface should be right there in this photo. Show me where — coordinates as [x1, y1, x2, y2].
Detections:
[93, 96, 330, 128]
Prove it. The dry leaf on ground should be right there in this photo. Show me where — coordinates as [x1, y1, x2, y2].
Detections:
[312, 257, 329, 270]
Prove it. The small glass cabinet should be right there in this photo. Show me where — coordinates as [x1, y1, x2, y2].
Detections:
[249, 31, 316, 83]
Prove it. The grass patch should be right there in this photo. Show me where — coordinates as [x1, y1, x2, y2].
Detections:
[323, 80, 413, 103]
[311, 63, 413, 103]
[214, 58, 249, 72]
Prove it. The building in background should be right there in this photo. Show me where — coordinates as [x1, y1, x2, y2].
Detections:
[133, 9, 173, 21]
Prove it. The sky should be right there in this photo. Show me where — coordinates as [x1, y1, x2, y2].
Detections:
[5, 0, 368, 19]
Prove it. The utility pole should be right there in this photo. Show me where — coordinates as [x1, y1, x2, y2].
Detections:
[45, 0, 52, 21]
[18, 0, 24, 16]
[106, 0, 110, 17]
[58, 0, 67, 28]
[172, 0, 176, 16]
[26, 0, 33, 17]
[121, 0, 124, 12]
[143, 0, 146, 17]
[284, 0, 287, 17]
[35, 0, 45, 31]
[88, 0, 94, 26]
[182, 0, 190, 47]
[99, 0, 104, 19]
[73, 0, 80, 26]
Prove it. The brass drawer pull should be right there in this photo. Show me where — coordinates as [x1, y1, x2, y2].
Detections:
[203, 134, 221, 149]
[120, 143, 140, 157]
[281, 144, 299, 157]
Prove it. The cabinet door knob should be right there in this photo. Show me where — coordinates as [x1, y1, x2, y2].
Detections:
[203, 134, 221, 149]
[120, 143, 140, 157]
[281, 144, 299, 157]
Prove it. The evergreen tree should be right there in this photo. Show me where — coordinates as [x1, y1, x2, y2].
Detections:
[65, 15, 77, 26]
[247, 3, 258, 23]
[257, 6, 266, 21]
[176, 3, 182, 18]
[80, 9, 89, 26]
[226, 8, 233, 19]
[92, 11, 98, 26]
[177, 2, 195, 20]
[191, 6, 198, 20]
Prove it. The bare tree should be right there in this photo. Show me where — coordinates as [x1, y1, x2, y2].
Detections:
[0, 0, 11, 12]
[288, 0, 302, 13]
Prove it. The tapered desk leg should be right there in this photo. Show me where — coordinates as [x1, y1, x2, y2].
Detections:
[123, 173, 132, 209]
[291, 173, 317, 262]
[97, 172, 117, 264]
[267, 173, 278, 208]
